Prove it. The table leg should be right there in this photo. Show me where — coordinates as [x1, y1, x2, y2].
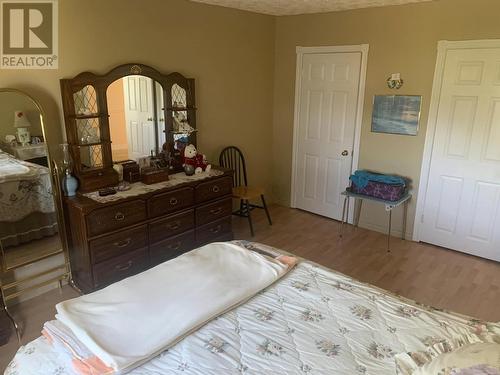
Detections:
[340, 196, 348, 238]
[355, 199, 363, 228]
[346, 196, 350, 225]
[387, 209, 392, 252]
[402, 200, 408, 240]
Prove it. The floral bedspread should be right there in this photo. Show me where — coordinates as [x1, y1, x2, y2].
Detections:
[0, 151, 54, 222]
[5, 241, 500, 375]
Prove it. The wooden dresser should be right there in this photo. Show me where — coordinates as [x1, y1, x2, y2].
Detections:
[64, 170, 233, 293]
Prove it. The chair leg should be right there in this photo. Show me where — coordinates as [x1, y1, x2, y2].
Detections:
[239, 199, 244, 215]
[244, 199, 254, 236]
[261, 194, 272, 225]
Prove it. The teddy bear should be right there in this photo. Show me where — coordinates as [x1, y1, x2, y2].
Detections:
[183, 144, 211, 174]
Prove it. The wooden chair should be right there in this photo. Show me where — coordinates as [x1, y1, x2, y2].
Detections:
[219, 146, 272, 236]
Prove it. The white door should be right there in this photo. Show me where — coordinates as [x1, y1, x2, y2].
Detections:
[293, 52, 362, 220]
[123, 75, 156, 160]
[420, 47, 500, 262]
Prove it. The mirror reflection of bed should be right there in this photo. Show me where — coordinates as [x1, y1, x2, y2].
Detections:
[0, 90, 67, 308]
[0, 152, 60, 264]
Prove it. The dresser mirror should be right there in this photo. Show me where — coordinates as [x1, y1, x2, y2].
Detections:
[106, 76, 165, 161]
[0, 88, 70, 342]
[60, 64, 197, 192]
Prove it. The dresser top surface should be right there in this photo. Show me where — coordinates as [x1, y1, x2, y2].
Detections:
[65, 167, 233, 211]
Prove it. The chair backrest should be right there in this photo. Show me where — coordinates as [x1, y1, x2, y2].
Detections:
[219, 146, 248, 187]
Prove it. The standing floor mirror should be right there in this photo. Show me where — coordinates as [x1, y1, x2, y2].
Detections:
[0, 88, 70, 345]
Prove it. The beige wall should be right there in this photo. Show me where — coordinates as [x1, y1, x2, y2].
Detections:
[0, 0, 275, 192]
[272, 0, 500, 237]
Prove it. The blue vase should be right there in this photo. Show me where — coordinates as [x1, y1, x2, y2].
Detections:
[62, 171, 78, 197]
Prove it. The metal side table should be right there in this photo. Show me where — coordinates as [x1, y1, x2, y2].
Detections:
[340, 189, 411, 252]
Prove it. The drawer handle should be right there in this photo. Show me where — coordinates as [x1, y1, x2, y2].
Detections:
[167, 241, 181, 251]
[113, 238, 131, 248]
[169, 197, 178, 206]
[210, 225, 222, 234]
[114, 212, 125, 221]
[211, 185, 220, 193]
[166, 221, 180, 230]
[210, 207, 223, 215]
[115, 260, 133, 271]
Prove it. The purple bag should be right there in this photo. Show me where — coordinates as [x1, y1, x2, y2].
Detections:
[351, 181, 405, 201]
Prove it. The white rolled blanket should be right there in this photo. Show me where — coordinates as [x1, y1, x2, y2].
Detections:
[53, 242, 296, 374]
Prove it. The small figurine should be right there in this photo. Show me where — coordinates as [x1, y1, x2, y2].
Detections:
[184, 164, 195, 176]
[183, 144, 211, 174]
[173, 112, 195, 134]
[78, 107, 92, 116]
[177, 121, 195, 134]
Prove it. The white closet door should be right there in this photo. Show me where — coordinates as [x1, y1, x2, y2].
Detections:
[123, 75, 155, 160]
[293, 52, 362, 220]
[421, 47, 500, 261]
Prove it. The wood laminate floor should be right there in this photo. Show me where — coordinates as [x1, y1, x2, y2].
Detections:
[1, 204, 499, 371]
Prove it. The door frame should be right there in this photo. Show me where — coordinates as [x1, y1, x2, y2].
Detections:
[413, 39, 500, 241]
[290, 44, 369, 223]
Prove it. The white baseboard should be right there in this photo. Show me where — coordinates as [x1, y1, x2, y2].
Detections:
[358, 220, 415, 241]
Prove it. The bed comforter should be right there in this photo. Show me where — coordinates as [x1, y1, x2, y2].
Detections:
[5, 241, 500, 375]
[47, 242, 295, 374]
[0, 150, 57, 246]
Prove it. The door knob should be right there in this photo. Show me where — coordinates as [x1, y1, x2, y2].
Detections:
[341, 150, 349, 156]
[147, 117, 153, 121]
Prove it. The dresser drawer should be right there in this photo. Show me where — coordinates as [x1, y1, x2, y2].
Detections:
[92, 247, 147, 288]
[196, 198, 232, 226]
[150, 230, 195, 266]
[202, 232, 233, 246]
[149, 210, 195, 244]
[89, 225, 147, 264]
[195, 177, 232, 203]
[86, 200, 147, 237]
[195, 217, 232, 245]
[148, 187, 194, 218]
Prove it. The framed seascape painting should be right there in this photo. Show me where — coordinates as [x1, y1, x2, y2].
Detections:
[371, 95, 422, 136]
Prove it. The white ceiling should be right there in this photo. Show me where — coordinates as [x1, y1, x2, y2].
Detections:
[189, 0, 435, 16]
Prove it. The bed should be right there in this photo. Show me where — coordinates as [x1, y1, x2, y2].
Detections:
[5, 241, 500, 375]
[0, 150, 58, 248]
